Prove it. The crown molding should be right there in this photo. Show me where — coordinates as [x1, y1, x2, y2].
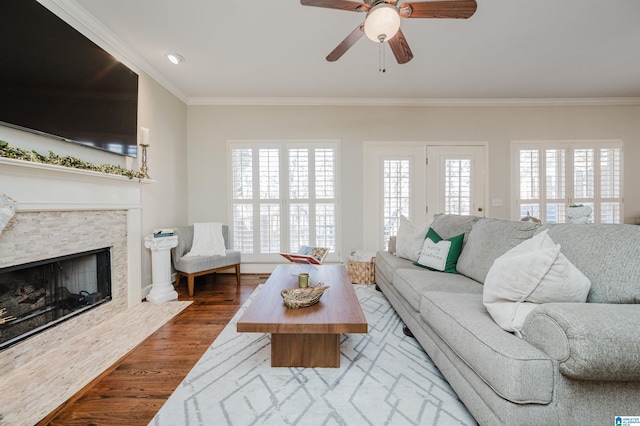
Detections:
[39, 0, 188, 104]
[188, 96, 640, 107]
[33, 2, 640, 109]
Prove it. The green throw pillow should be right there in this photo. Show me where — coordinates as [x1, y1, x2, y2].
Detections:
[413, 228, 464, 274]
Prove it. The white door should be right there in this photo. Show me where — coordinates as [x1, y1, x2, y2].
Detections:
[363, 143, 426, 252]
[363, 143, 486, 252]
[426, 145, 486, 221]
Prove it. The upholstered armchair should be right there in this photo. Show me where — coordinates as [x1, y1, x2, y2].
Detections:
[172, 225, 241, 296]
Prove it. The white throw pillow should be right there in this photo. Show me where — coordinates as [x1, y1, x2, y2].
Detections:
[483, 230, 591, 337]
[184, 222, 227, 257]
[395, 215, 431, 262]
[416, 237, 452, 271]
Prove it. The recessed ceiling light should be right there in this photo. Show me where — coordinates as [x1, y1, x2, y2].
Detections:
[165, 53, 185, 65]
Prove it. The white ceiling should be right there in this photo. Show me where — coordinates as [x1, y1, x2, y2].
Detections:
[66, 0, 640, 104]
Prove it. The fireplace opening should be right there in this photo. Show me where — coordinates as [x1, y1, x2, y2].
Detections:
[0, 248, 112, 351]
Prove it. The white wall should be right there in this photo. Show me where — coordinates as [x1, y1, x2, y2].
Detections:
[0, 73, 188, 295]
[187, 104, 640, 269]
[137, 75, 188, 291]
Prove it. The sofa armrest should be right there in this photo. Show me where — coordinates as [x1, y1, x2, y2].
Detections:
[388, 236, 396, 254]
[522, 303, 640, 381]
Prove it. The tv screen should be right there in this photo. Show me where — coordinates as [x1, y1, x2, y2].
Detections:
[0, 0, 139, 157]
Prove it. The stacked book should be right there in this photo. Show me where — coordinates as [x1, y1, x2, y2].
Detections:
[153, 228, 174, 238]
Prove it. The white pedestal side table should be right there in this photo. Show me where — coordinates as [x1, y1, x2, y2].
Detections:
[144, 234, 179, 304]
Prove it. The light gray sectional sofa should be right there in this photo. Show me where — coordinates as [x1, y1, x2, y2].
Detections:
[375, 214, 640, 425]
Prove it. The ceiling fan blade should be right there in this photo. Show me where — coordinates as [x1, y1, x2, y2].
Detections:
[399, 0, 477, 19]
[300, 0, 369, 12]
[326, 24, 365, 62]
[388, 28, 413, 64]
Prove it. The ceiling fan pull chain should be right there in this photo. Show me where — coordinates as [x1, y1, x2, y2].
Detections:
[378, 35, 386, 73]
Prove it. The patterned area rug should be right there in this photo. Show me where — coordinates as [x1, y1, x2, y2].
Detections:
[150, 284, 475, 426]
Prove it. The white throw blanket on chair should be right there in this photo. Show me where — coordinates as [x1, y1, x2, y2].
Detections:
[184, 222, 227, 257]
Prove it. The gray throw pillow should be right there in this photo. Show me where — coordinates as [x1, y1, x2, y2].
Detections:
[430, 213, 480, 242]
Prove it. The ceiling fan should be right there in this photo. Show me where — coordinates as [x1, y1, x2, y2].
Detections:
[300, 0, 477, 65]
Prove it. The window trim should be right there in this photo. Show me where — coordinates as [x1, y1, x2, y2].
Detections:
[228, 140, 341, 263]
[511, 140, 624, 223]
[382, 156, 413, 250]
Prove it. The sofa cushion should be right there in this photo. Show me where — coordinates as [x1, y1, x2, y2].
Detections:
[414, 228, 464, 273]
[375, 251, 425, 287]
[483, 230, 591, 336]
[174, 250, 241, 274]
[538, 224, 640, 303]
[457, 218, 540, 284]
[394, 269, 482, 312]
[430, 214, 480, 242]
[420, 291, 554, 404]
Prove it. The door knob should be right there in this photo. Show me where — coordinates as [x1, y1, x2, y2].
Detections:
[477, 207, 483, 212]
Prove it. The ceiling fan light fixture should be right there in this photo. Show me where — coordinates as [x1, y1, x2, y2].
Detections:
[364, 3, 401, 43]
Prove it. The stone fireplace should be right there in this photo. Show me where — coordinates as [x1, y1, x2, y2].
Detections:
[0, 157, 144, 375]
[0, 246, 113, 351]
[0, 158, 192, 425]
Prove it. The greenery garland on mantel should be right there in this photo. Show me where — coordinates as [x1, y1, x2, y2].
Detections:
[0, 140, 147, 180]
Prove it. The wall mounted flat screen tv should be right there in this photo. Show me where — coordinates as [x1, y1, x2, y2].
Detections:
[0, 0, 139, 157]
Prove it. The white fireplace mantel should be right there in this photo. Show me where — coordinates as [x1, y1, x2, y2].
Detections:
[0, 157, 151, 210]
[0, 157, 152, 307]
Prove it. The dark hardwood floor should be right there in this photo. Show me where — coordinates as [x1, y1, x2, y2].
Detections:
[39, 273, 264, 426]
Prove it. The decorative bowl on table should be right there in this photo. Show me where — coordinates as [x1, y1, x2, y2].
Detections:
[281, 285, 330, 309]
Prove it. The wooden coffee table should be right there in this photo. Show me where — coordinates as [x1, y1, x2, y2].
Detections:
[237, 264, 368, 368]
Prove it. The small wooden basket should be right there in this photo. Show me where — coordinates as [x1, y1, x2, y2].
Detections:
[281, 286, 330, 309]
[348, 257, 376, 285]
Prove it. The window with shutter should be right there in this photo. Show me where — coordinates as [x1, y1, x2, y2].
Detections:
[383, 158, 411, 250]
[230, 142, 339, 261]
[514, 141, 623, 224]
